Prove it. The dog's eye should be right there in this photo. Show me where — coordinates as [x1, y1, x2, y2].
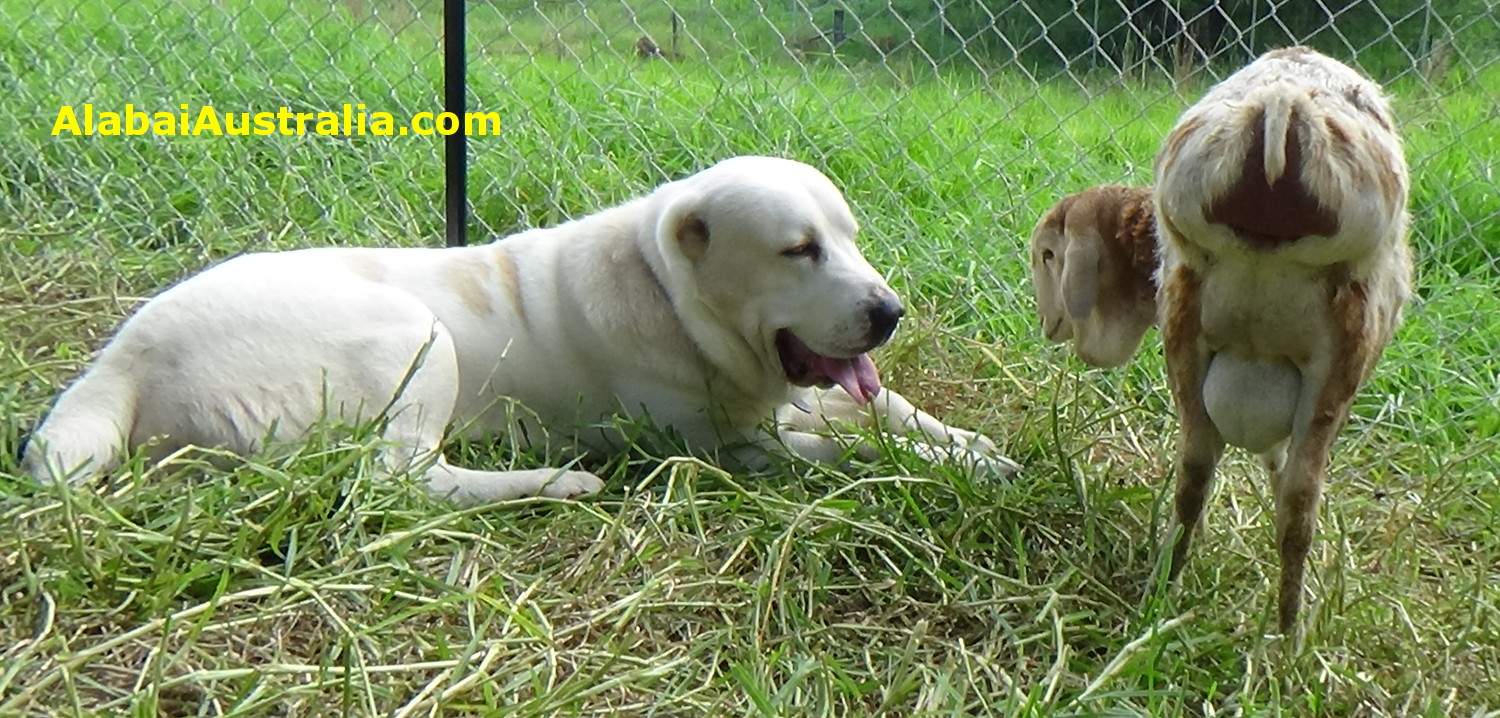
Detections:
[1041, 249, 1055, 263]
[780, 242, 821, 260]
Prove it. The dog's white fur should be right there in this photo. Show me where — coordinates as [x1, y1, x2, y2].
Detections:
[23, 156, 1017, 502]
[1153, 47, 1413, 633]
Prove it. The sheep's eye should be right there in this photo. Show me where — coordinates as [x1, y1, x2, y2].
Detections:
[1041, 249, 1056, 263]
[781, 242, 821, 260]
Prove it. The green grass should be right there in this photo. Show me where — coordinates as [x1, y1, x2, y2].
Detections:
[2, 0, 1498, 715]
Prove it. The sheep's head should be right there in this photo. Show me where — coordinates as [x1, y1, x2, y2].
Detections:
[1029, 186, 1160, 368]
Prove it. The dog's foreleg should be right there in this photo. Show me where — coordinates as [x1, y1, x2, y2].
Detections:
[784, 386, 934, 432]
[1161, 266, 1227, 582]
[422, 462, 605, 504]
[778, 387, 1018, 475]
[773, 428, 864, 465]
[786, 386, 1002, 455]
[867, 388, 1001, 456]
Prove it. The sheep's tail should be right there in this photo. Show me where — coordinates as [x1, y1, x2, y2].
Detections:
[1258, 90, 1299, 184]
[1195, 84, 1341, 248]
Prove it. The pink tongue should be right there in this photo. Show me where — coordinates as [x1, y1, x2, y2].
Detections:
[817, 353, 882, 405]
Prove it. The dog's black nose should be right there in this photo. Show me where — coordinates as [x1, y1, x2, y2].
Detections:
[866, 296, 905, 344]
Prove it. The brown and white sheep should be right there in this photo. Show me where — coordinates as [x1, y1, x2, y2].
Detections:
[1029, 184, 1160, 369]
[1152, 46, 1414, 634]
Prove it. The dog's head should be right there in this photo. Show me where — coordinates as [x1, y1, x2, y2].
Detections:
[652, 156, 902, 404]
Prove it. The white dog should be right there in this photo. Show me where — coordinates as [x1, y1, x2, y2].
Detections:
[23, 156, 1018, 502]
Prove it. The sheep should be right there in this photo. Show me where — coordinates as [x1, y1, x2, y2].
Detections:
[1029, 186, 1305, 469]
[1029, 184, 1160, 369]
[1151, 46, 1413, 634]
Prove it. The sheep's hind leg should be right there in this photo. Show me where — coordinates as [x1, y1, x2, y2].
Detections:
[1160, 266, 1226, 583]
[1273, 281, 1373, 635]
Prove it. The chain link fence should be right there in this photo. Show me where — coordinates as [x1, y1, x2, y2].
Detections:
[3, 3, 1499, 710]
[5, 2, 1494, 237]
[2, 0, 1497, 450]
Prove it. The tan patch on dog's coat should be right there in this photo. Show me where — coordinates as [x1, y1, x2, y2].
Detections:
[493, 247, 528, 329]
[344, 255, 387, 283]
[448, 257, 494, 317]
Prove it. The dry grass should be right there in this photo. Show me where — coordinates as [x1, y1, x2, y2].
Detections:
[2, 0, 1498, 715]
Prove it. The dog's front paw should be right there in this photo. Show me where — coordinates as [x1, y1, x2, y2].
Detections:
[540, 470, 607, 499]
[945, 428, 998, 456]
[968, 451, 1023, 479]
[896, 435, 1021, 478]
[938, 429, 1023, 478]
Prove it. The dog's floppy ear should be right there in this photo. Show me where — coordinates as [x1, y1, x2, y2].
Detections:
[656, 190, 711, 264]
[1061, 228, 1101, 320]
[676, 214, 709, 262]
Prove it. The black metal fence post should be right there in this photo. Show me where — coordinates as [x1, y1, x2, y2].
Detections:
[444, 0, 467, 247]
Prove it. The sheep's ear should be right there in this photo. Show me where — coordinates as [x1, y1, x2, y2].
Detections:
[1028, 230, 1061, 309]
[1062, 231, 1101, 320]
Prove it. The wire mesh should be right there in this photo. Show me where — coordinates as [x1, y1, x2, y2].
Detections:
[2, 0, 1496, 434]
[2, 4, 1498, 711]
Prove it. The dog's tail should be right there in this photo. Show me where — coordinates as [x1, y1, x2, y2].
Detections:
[22, 367, 139, 485]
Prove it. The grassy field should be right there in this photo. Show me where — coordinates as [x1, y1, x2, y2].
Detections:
[2, 0, 1498, 715]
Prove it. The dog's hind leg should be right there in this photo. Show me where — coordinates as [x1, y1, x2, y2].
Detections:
[22, 363, 139, 485]
[373, 324, 605, 506]
[424, 464, 606, 504]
